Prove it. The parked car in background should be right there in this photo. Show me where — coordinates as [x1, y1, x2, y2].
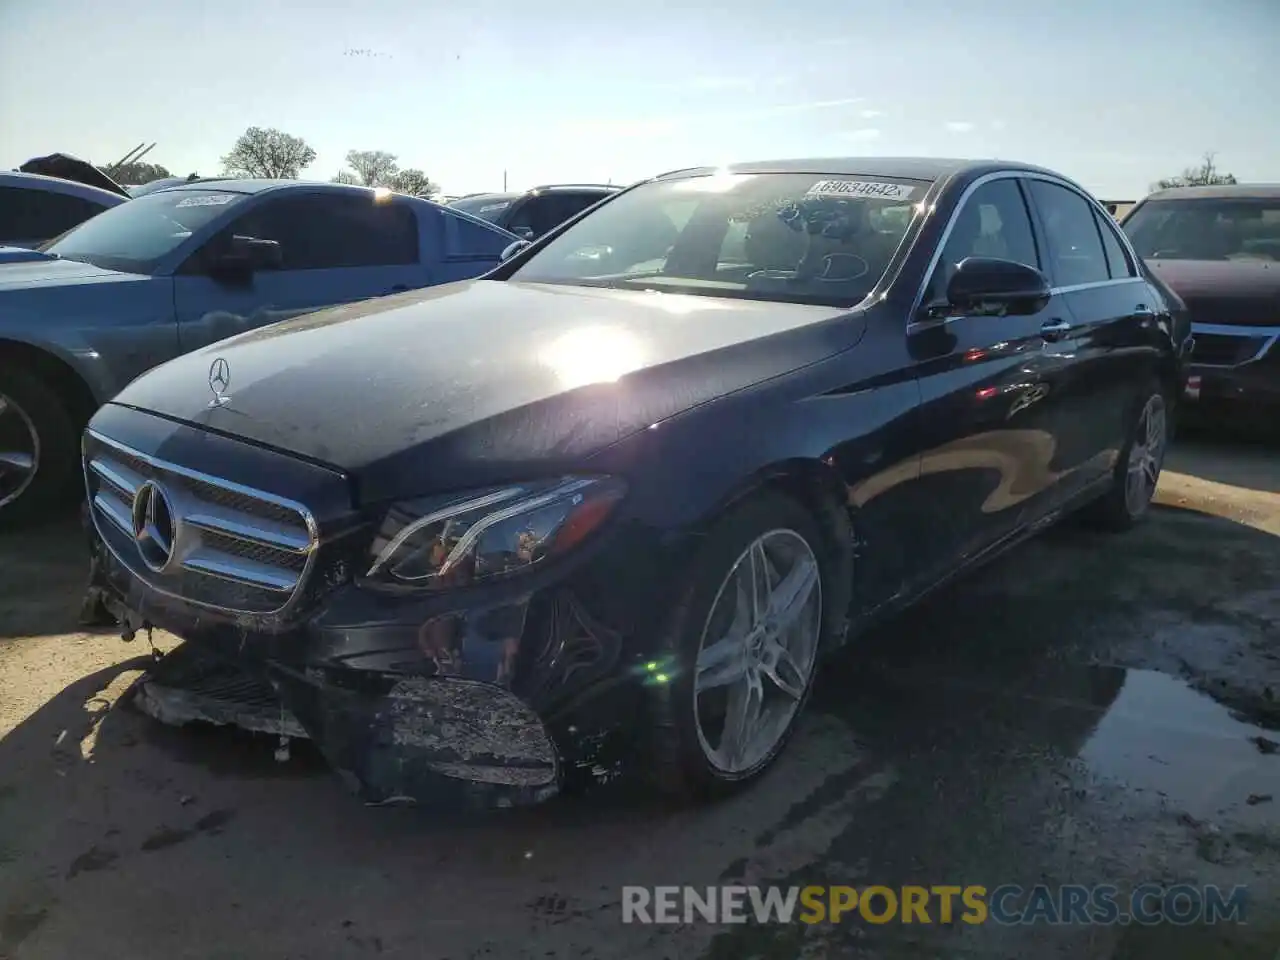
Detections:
[82, 157, 1186, 809]
[0, 179, 517, 523]
[1102, 200, 1136, 220]
[0, 172, 127, 248]
[1122, 184, 1280, 421]
[449, 184, 619, 239]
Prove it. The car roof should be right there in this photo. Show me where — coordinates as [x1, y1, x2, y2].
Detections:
[152, 178, 390, 198]
[1144, 183, 1280, 201]
[653, 156, 1067, 183]
[452, 185, 618, 203]
[0, 170, 130, 203]
[528, 183, 618, 194]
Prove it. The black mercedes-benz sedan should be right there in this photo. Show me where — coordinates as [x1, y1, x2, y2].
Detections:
[82, 157, 1189, 807]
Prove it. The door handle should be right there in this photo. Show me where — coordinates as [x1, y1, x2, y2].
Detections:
[1040, 320, 1071, 341]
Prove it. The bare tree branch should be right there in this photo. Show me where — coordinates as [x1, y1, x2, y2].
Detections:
[221, 127, 317, 179]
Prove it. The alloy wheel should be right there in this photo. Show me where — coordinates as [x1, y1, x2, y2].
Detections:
[1125, 393, 1166, 517]
[0, 392, 40, 509]
[692, 528, 822, 774]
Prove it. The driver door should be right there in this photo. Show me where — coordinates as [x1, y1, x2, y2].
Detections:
[172, 192, 426, 353]
[908, 176, 1079, 583]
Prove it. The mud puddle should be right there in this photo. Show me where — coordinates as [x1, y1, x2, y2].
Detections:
[1079, 667, 1280, 826]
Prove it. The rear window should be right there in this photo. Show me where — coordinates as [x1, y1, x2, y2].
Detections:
[1123, 198, 1280, 262]
[508, 172, 928, 307]
[449, 196, 516, 224]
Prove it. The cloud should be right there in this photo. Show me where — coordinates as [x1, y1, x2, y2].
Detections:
[860, 109, 883, 119]
[990, 119, 1007, 131]
[843, 128, 882, 142]
[944, 121, 975, 133]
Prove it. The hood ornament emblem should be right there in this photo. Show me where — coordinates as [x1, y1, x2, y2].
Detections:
[208, 357, 232, 408]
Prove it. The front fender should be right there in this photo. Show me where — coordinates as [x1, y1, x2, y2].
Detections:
[0, 276, 178, 401]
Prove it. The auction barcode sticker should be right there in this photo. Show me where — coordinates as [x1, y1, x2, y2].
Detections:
[174, 194, 236, 208]
[806, 180, 917, 201]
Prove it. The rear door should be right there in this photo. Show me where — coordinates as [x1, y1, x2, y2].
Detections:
[1023, 178, 1151, 502]
[173, 192, 427, 352]
[908, 175, 1078, 582]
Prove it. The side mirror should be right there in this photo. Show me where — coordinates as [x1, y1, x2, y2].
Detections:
[210, 236, 282, 284]
[942, 257, 1051, 317]
[500, 239, 532, 261]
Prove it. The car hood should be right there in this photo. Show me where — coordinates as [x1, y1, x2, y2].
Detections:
[0, 256, 136, 290]
[1145, 259, 1280, 327]
[111, 279, 862, 503]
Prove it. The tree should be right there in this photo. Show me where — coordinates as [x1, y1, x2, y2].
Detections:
[104, 161, 172, 184]
[387, 168, 438, 198]
[1154, 152, 1238, 191]
[220, 126, 316, 179]
[343, 149, 399, 187]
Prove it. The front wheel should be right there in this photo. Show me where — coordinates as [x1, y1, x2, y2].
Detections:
[1082, 381, 1169, 531]
[647, 491, 840, 798]
[0, 363, 80, 528]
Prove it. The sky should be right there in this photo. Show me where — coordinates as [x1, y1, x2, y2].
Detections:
[1, 0, 1276, 199]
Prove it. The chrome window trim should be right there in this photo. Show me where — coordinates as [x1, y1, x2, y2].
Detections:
[909, 169, 1150, 322]
[84, 429, 322, 619]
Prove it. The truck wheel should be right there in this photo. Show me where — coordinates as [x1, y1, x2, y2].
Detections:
[0, 363, 80, 527]
[647, 490, 842, 799]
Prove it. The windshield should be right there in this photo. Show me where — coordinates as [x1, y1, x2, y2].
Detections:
[43, 189, 244, 273]
[1123, 198, 1280, 262]
[507, 172, 927, 307]
[450, 195, 517, 224]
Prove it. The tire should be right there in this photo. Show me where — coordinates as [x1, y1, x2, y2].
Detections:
[0, 362, 81, 528]
[646, 489, 843, 799]
[1081, 378, 1169, 532]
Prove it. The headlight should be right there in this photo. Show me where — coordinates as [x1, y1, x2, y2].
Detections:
[364, 475, 626, 589]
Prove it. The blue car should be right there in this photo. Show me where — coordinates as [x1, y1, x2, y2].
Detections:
[0, 179, 518, 523]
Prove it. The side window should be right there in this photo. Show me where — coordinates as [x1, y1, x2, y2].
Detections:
[557, 192, 604, 224]
[1026, 181, 1109, 286]
[0, 187, 25, 241]
[214, 194, 418, 271]
[506, 197, 540, 239]
[927, 178, 1039, 301]
[35, 193, 108, 239]
[0, 188, 104, 242]
[1094, 210, 1135, 278]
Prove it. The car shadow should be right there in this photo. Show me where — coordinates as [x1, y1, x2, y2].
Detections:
[0, 515, 93, 642]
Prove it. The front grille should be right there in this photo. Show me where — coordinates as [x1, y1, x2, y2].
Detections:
[1190, 332, 1268, 367]
[85, 431, 318, 616]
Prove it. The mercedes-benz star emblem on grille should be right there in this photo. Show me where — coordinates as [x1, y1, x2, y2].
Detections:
[208, 357, 232, 408]
[131, 480, 177, 572]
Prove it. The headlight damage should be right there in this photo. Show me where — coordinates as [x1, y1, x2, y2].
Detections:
[364, 476, 627, 588]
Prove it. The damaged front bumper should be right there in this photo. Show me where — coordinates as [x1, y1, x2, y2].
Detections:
[85, 504, 654, 809]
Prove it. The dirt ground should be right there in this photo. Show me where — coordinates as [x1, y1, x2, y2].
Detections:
[2, 434, 1279, 959]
